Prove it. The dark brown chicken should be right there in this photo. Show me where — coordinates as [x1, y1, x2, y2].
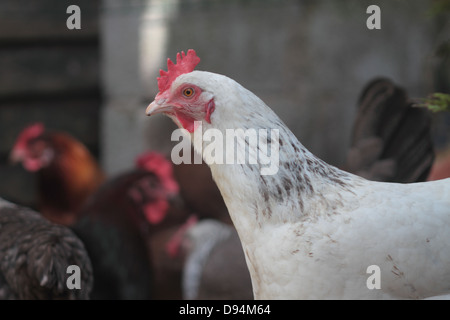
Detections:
[10, 123, 105, 225]
[0, 197, 93, 299]
[342, 78, 434, 182]
[71, 152, 191, 299]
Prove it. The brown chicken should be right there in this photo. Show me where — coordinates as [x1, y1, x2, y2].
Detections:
[10, 123, 105, 225]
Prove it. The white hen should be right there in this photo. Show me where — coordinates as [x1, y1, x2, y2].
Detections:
[146, 50, 450, 299]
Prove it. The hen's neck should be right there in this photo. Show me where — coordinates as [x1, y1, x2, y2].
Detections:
[194, 106, 358, 230]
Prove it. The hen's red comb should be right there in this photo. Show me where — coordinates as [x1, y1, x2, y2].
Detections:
[157, 49, 200, 95]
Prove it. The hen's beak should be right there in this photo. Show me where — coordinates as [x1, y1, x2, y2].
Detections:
[9, 149, 24, 165]
[146, 99, 173, 116]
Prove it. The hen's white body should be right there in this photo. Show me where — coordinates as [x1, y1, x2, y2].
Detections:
[153, 70, 450, 299]
[211, 151, 450, 299]
[235, 178, 450, 299]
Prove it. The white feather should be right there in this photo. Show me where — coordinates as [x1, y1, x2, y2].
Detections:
[182, 220, 233, 300]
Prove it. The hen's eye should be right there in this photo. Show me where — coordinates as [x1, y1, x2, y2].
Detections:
[183, 87, 195, 97]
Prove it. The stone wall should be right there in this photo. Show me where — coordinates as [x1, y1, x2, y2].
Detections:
[101, 0, 450, 175]
[0, 0, 101, 206]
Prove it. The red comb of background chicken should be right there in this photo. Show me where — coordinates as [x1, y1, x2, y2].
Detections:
[13, 122, 45, 151]
[157, 50, 200, 96]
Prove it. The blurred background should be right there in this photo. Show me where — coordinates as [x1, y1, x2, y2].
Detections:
[0, 0, 449, 208]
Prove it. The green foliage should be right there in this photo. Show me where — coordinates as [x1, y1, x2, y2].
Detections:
[427, 0, 450, 17]
[416, 93, 450, 113]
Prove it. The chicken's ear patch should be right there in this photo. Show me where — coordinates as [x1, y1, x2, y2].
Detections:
[157, 49, 200, 96]
[205, 99, 215, 124]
